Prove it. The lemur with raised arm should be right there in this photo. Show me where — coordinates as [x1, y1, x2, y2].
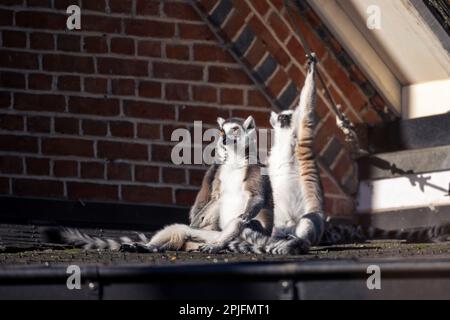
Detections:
[227, 54, 450, 254]
[43, 116, 274, 253]
[227, 54, 324, 254]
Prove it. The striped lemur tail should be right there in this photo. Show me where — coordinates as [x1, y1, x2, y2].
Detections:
[227, 221, 450, 254]
[42, 227, 152, 251]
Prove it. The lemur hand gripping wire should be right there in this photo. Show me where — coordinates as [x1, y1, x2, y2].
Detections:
[285, 0, 368, 159]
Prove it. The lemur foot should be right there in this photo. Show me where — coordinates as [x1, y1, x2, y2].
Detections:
[120, 242, 159, 253]
[198, 243, 224, 254]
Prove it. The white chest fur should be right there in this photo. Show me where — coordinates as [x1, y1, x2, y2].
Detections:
[268, 131, 305, 227]
[218, 160, 249, 229]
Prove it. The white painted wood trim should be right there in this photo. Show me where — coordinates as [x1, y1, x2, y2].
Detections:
[306, 0, 402, 115]
[357, 169, 450, 213]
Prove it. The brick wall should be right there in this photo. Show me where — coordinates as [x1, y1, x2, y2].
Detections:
[0, 0, 393, 217]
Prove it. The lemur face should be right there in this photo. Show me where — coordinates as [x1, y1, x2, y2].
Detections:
[217, 116, 256, 147]
[270, 110, 294, 130]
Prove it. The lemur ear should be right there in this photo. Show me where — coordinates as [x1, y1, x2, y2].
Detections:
[270, 111, 278, 128]
[217, 117, 225, 129]
[243, 115, 255, 131]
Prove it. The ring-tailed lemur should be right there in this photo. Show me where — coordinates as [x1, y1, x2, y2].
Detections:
[227, 54, 324, 255]
[227, 54, 450, 254]
[43, 116, 274, 253]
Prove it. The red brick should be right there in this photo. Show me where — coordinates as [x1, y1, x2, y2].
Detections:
[252, 0, 269, 15]
[221, 88, 243, 105]
[330, 197, 355, 216]
[193, 44, 233, 63]
[151, 144, 173, 162]
[208, 66, 251, 84]
[331, 150, 353, 183]
[370, 94, 386, 112]
[175, 189, 197, 206]
[231, 109, 270, 128]
[27, 0, 51, 7]
[30, 32, 54, 50]
[136, 0, 160, 15]
[83, 36, 108, 53]
[139, 81, 161, 98]
[111, 37, 135, 55]
[123, 101, 175, 120]
[197, 0, 218, 13]
[112, 79, 135, 96]
[179, 105, 228, 124]
[15, 93, 65, 112]
[82, 0, 106, 11]
[110, 121, 134, 138]
[0, 156, 23, 174]
[122, 185, 172, 204]
[188, 168, 207, 186]
[0, 50, 38, 70]
[193, 85, 217, 103]
[57, 34, 81, 52]
[321, 175, 343, 195]
[2, 30, 27, 48]
[107, 162, 131, 181]
[166, 44, 190, 60]
[55, 117, 79, 135]
[232, 0, 251, 16]
[26, 157, 49, 176]
[222, 10, 246, 40]
[0, 9, 13, 26]
[109, 0, 132, 13]
[361, 108, 382, 125]
[0, 177, 9, 194]
[163, 167, 186, 184]
[137, 40, 161, 57]
[248, 16, 279, 54]
[16, 11, 66, 30]
[81, 161, 104, 179]
[69, 97, 120, 116]
[165, 83, 189, 101]
[179, 23, 214, 41]
[84, 77, 108, 94]
[98, 57, 148, 76]
[58, 75, 80, 91]
[67, 182, 118, 201]
[286, 37, 307, 65]
[82, 119, 107, 136]
[13, 179, 63, 198]
[0, 92, 10, 109]
[164, 2, 199, 20]
[287, 64, 305, 87]
[125, 19, 175, 37]
[267, 69, 290, 98]
[243, 39, 266, 66]
[0, 114, 23, 131]
[28, 74, 52, 90]
[135, 165, 159, 182]
[268, 12, 289, 42]
[247, 90, 270, 107]
[27, 116, 50, 133]
[154, 62, 203, 81]
[43, 54, 94, 73]
[98, 141, 148, 160]
[81, 15, 121, 33]
[42, 138, 93, 157]
[53, 160, 78, 177]
[54, 0, 78, 9]
[137, 123, 160, 140]
[162, 124, 189, 141]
